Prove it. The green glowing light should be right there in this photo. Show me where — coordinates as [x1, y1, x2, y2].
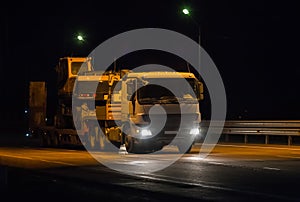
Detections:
[77, 35, 84, 41]
[182, 8, 190, 15]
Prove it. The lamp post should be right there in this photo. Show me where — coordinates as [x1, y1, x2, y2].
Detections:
[182, 7, 201, 70]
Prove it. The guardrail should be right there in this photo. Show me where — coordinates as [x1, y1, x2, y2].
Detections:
[200, 120, 300, 145]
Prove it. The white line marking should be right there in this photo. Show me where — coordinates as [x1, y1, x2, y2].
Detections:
[208, 161, 226, 166]
[263, 167, 281, 171]
[215, 144, 300, 151]
[37, 159, 76, 166]
[0, 154, 75, 166]
[276, 155, 300, 159]
[136, 174, 235, 191]
[0, 154, 34, 160]
[127, 173, 292, 200]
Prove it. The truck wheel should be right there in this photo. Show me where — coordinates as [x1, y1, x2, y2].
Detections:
[125, 135, 135, 153]
[123, 125, 147, 154]
[45, 132, 52, 147]
[52, 132, 59, 147]
[122, 125, 136, 153]
[40, 136, 48, 147]
[88, 134, 96, 149]
[87, 125, 100, 150]
[39, 130, 47, 147]
[99, 129, 111, 150]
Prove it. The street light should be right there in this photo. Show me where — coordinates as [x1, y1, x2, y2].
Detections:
[77, 35, 84, 41]
[181, 7, 201, 72]
[70, 33, 86, 56]
[182, 7, 200, 45]
[77, 34, 84, 42]
[182, 8, 190, 15]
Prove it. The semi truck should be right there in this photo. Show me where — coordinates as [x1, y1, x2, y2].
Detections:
[28, 56, 204, 154]
[28, 57, 93, 147]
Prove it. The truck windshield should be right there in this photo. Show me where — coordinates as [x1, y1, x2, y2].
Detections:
[71, 62, 89, 75]
[137, 78, 198, 104]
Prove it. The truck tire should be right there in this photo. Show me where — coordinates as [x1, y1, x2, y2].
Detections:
[40, 136, 48, 147]
[98, 128, 111, 150]
[45, 131, 52, 147]
[39, 130, 47, 147]
[88, 134, 96, 149]
[88, 124, 110, 150]
[124, 135, 135, 153]
[123, 125, 139, 153]
[87, 124, 100, 150]
[52, 132, 60, 147]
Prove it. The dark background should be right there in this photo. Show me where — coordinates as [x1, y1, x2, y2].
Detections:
[0, 0, 299, 134]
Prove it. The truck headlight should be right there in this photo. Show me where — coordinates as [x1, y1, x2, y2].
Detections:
[190, 128, 200, 135]
[141, 129, 152, 137]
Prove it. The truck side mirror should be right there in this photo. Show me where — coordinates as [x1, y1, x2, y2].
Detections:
[198, 81, 204, 101]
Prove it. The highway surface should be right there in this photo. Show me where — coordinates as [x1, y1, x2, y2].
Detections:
[1, 137, 300, 201]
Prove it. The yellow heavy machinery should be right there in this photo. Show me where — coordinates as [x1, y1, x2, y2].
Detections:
[28, 57, 93, 146]
[29, 56, 204, 154]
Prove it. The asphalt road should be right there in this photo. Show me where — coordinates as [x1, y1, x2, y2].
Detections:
[1, 140, 300, 201]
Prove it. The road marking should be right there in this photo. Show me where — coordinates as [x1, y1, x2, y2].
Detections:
[276, 155, 300, 159]
[208, 161, 226, 166]
[215, 144, 300, 151]
[37, 159, 76, 166]
[134, 173, 236, 191]
[0, 154, 34, 160]
[245, 159, 264, 161]
[127, 173, 292, 201]
[263, 167, 281, 171]
[0, 153, 76, 166]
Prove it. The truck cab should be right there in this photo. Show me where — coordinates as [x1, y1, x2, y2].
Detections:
[120, 71, 204, 153]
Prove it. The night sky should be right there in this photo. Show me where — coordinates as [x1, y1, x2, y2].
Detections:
[1, 0, 299, 133]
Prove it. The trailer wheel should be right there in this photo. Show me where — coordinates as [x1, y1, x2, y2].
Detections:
[99, 132, 110, 150]
[44, 131, 52, 147]
[52, 132, 60, 147]
[87, 123, 106, 150]
[40, 135, 47, 147]
[39, 130, 47, 147]
[88, 126, 98, 150]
